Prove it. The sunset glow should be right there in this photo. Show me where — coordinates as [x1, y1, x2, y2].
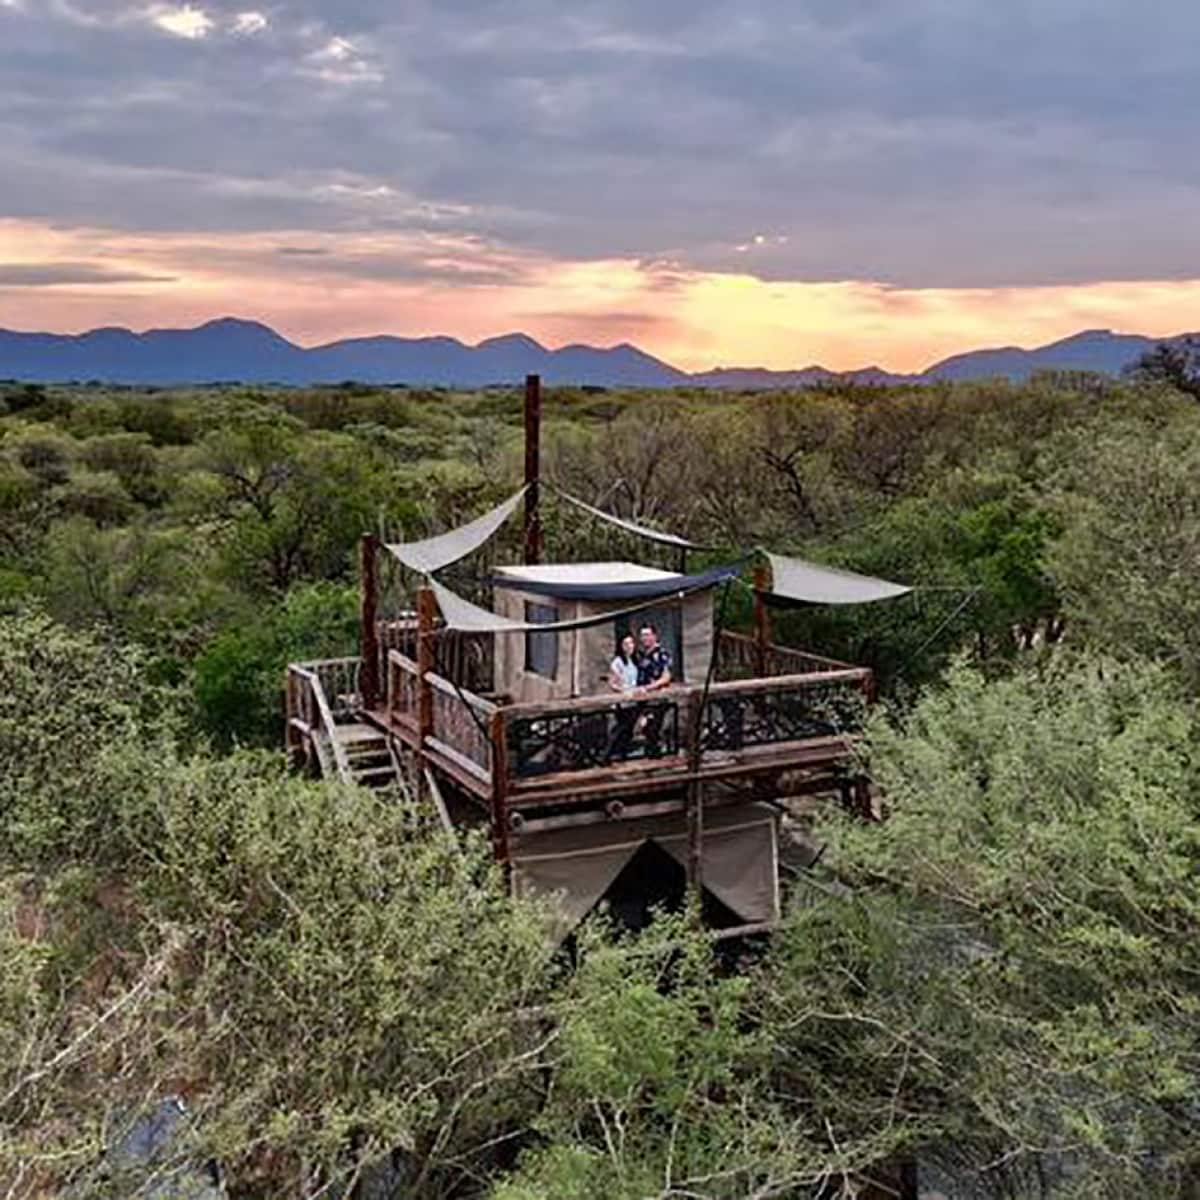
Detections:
[3, 220, 1200, 373]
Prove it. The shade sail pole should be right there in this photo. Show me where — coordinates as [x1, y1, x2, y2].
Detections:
[359, 533, 380, 711]
[752, 561, 772, 677]
[523, 373, 542, 565]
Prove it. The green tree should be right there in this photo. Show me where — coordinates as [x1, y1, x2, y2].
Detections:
[0, 611, 554, 1197]
[192, 580, 359, 747]
[788, 654, 1200, 1196]
[1048, 421, 1200, 684]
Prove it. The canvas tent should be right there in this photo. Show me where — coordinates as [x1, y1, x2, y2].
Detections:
[490, 562, 721, 703]
[511, 802, 780, 940]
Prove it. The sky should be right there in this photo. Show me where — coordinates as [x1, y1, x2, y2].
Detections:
[2, 0, 1200, 372]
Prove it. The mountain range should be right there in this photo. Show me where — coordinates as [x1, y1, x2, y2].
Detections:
[0, 318, 1191, 388]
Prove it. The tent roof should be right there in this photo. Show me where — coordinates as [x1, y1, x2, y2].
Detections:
[492, 560, 741, 602]
[495, 561, 677, 588]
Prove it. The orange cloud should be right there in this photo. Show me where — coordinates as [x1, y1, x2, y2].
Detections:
[3, 218, 1200, 373]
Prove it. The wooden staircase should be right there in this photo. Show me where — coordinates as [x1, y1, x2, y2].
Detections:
[329, 722, 401, 789]
[287, 659, 402, 790]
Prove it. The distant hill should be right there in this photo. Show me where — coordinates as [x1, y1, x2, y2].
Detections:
[920, 328, 1193, 382]
[0, 317, 1193, 387]
[690, 365, 917, 388]
[0, 319, 688, 387]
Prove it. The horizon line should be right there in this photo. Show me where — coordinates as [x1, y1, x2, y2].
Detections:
[1, 313, 1190, 380]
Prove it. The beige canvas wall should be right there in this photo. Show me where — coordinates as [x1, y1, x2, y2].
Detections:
[493, 587, 580, 703]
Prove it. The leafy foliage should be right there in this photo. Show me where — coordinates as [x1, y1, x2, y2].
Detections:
[3, 370, 1200, 1197]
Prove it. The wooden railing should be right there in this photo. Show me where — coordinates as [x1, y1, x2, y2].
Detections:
[500, 667, 871, 785]
[377, 619, 494, 696]
[380, 648, 872, 799]
[429, 673, 496, 782]
[716, 630, 853, 681]
[386, 648, 496, 782]
[386, 649, 420, 730]
[505, 693, 682, 779]
[285, 660, 357, 782]
[702, 670, 868, 752]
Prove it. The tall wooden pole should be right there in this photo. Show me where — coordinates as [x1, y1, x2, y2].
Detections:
[684, 690, 704, 904]
[359, 533, 380, 711]
[416, 585, 436, 749]
[490, 709, 511, 871]
[523, 373, 542, 565]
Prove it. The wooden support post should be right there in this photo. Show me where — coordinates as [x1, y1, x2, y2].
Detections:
[359, 533, 380, 711]
[489, 709, 511, 869]
[523, 373, 542, 565]
[684, 688, 705, 903]
[852, 774, 872, 821]
[284, 670, 299, 765]
[752, 562, 771, 678]
[416, 586, 436, 747]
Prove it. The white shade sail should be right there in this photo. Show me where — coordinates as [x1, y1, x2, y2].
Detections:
[556, 489, 704, 551]
[430, 577, 703, 636]
[765, 551, 911, 606]
[385, 486, 527, 574]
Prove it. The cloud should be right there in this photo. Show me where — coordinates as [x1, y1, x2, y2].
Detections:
[145, 3, 213, 39]
[0, 261, 175, 285]
[229, 9, 266, 35]
[4, 0, 1200, 319]
[302, 33, 384, 84]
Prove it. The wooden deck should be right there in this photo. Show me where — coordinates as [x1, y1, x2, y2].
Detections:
[287, 629, 875, 859]
[373, 636, 871, 806]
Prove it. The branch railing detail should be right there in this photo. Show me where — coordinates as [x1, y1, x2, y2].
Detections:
[386, 649, 495, 780]
[428, 674, 496, 781]
[386, 649, 420, 729]
[377, 619, 494, 696]
[702, 670, 870, 753]
[505, 695, 681, 779]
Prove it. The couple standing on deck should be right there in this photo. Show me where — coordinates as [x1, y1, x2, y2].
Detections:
[610, 623, 673, 696]
[608, 623, 672, 759]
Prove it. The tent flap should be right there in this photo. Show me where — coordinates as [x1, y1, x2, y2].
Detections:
[765, 551, 910, 606]
[512, 837, 643, 941]
[657, 809, 779, 925]
[511, 803, 780, 938]
[385, 487, 527, 574]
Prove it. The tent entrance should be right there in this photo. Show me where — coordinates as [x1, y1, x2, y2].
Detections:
[599, 839, 742, 933]
[511, 802, 780, 941]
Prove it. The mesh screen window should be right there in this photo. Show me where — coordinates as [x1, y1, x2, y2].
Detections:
[524, 602, 559, 678]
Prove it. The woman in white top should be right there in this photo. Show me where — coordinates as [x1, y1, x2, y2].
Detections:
[609, 633, 639, 693]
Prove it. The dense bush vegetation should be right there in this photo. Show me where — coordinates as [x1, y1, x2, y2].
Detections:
[2, 370, 1199, 1196]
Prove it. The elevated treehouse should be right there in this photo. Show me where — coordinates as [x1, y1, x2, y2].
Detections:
[285, 378, 908, 939]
